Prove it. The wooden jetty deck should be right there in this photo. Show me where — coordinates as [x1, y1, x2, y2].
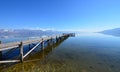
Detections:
[0, 33, 75, 63]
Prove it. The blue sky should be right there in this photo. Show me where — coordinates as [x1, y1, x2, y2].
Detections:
[0, 0, 120, 32]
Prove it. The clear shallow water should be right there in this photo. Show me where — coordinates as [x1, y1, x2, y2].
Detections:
[1, 33, 120, 72]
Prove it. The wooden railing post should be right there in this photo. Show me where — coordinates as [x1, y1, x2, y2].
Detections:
[56, 36, 58, 42]
[42, 38, 44, 50]
[47, 39, 50, 46]
[0, 41, 2, 60]
[51, 37, 52, 42]
[19, 42, 23, 62]
[52, 37, 55, 44]
[29, 44, 31, 50]
[28, 38, 31, 50]
[0, 41, 1, 44]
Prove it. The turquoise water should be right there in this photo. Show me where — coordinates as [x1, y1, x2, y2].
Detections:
[1, 33, 120, 72]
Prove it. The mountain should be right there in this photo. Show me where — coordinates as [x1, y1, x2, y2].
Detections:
[0, 29, 62, 38]
[100, 28, 120, 36]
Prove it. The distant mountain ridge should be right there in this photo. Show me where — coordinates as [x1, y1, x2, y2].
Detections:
[100, 28, 120, 36]
[0, 29, 62, 38]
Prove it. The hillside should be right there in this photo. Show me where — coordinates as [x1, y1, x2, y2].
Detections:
[100, 28, 120, 36]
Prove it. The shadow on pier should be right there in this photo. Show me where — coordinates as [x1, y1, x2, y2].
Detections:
[0, 36, 69, 72]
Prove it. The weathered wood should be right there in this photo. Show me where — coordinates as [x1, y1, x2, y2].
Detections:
[0, 60, 20, 63]
[23, 41, 41, 59]
[0, 51, 2, 60]
[56, 36, 58, 42]
[0, 41, 2, 60]
[41, 38, 44, 50]
[0, 34, 73, 51]
[0, 39, 41, 51]
[19, 42, 23, 62]
[0, 41, 1, 44]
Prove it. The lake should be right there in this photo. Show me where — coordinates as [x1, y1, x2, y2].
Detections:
[0, 33, 120, 72]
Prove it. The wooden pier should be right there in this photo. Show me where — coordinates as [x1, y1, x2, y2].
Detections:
[0, 33, 75, 63]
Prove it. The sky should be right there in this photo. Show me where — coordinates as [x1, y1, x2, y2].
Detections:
[0, 0, 120, 32]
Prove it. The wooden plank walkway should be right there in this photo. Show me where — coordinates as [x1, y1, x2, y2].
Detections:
[0, 33, 75, 63]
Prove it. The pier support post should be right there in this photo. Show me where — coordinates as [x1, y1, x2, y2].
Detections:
[47, 40, 50, 46]
[0, 41, 2, 60]
[0, 41, 1, 44]
[28, 38, 31, 50]
[50, 37, 53, 45]
[19, 42, 23, 62]
[41, 39, 44, 50]
[50, 37, 52, 42]
[52, 38, 55, 44]
[29, 44, 31, 50]
[56, 36, 58, 42]
[0, 51, 2, 60]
